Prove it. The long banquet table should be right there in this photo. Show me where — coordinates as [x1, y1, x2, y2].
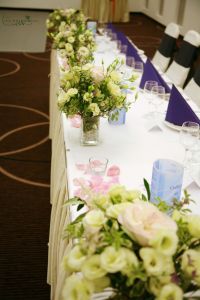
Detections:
[48, 39, 200, 300]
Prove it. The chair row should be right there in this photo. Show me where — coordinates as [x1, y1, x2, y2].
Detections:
[152, 23, 200, 106]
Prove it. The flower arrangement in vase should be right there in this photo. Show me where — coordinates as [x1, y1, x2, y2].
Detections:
[46, 9, 95, 66]
[57, 58, 135, 145]
[62, 183, 200, 300]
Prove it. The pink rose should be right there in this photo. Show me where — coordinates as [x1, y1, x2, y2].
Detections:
[118, 200, 177, 246]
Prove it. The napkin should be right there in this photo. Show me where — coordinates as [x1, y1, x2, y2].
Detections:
[140, 59, 171, 93]
[165, 85, 200, 126]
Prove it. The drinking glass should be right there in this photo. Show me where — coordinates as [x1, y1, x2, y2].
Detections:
[143, 80, 158, 117]
[180, 121, 199, 167]
[133, 61, 144, 75]
[126, 56, 135, 67]
[151, 85, 165, 117]
[89, 157, 108, 176]
[120, 44, 128, 55]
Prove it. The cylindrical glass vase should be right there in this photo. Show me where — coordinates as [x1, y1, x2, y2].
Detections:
[80, 116, 100, 146]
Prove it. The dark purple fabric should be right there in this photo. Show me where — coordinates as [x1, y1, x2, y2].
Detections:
[139, 59, 171, 93]
[165, 85, 200, 126]
[107, 25, 143, 62]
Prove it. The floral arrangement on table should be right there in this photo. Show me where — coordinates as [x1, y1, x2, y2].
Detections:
[46, 8, 95, 66]
[57, 58, 135, 144]
[57, 58, 134, 118]
[62, 183, 200, 300]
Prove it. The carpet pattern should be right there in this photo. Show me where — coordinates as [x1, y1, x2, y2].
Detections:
[0, 12, 197, 300]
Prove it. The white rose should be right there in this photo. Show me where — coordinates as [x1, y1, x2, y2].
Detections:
[58, 41, 65, 49]
[89, 103, 100, 116]
[82, 255, 107, 280]
[63, 245, 87, 271]
[62, 274, 94, 300]
[100, 246, 126, 273]
[83, 210, 106, 233]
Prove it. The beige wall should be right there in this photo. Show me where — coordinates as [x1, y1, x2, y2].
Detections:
[1, 0, 199, 35]
[129, 0, 200, 35]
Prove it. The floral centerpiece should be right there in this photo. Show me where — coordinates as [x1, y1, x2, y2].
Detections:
[46, 9, 95, 66]
[57, 59, 135, 145]
[62, 184, 200, 300]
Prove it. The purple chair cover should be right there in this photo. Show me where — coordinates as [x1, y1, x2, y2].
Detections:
[139, 59, 171, 93]
[165, 85, 200, 126]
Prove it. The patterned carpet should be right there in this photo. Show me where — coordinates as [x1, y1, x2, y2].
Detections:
[0, 12, 198, 300]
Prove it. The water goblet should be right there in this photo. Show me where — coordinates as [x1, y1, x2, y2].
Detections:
[180, 121, 199, 168]
[143, 80, 158, 118]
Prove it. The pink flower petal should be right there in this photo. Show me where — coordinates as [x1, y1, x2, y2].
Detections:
[107, 165, 120, 177]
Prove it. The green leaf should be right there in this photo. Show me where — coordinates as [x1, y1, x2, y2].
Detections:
[63, 197, 85, 207]
[143, 178, 150, 201]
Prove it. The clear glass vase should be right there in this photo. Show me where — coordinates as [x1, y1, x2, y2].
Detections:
[80, 116, 100, 146]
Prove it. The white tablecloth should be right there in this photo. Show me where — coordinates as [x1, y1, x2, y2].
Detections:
[48, 37, 200, 300]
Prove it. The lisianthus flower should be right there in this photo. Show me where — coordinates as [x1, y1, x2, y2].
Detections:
[100, 246, 127, 273]
[82, 255, 107, 280]
[91, 66, 104, 83]
[150, 229, 178, 256]
[88, 103, 100, 116]
[63, 245, 87, 271]
[83, 209, 106, 233]
[181, 249, 200, 285]
[62, 274, 94, 300]
[156, 283, 183, 300]
[140, 248, 168, 276]
[118, 200, 177, 246]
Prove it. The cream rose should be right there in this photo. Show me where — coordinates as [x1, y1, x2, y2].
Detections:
[78, 46, 89, 57]
[100, 246, 126, 273]
[68, 36, 75, 43]
[82, 255, 107, 280]
[118, 200, 177, 246]
[57, 90, 69, 105]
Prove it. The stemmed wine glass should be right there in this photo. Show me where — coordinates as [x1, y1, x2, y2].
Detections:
[180, 121, 199, 168]
[143, 80, 158, 118]
[151, 85, 165, 120]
